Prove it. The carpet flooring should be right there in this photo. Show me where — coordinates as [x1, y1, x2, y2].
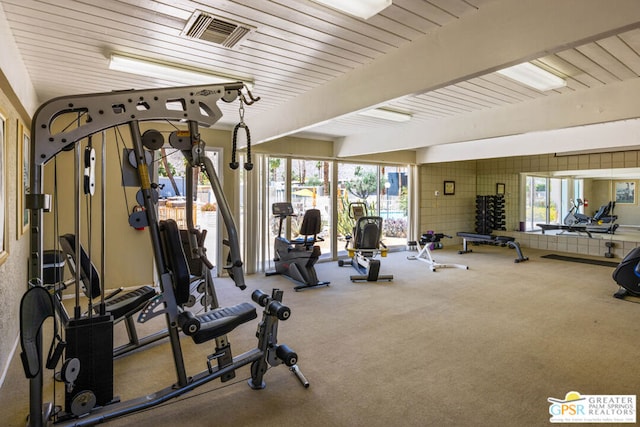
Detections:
[2, 246, 639, 426]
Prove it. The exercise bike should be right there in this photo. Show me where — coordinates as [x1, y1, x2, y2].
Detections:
[338, 202, 393, 282]
[564, 199, 619, 233]
[266, 202, 330, 291]
[563, 199, 592, 226]
[612, 247, 640, 300]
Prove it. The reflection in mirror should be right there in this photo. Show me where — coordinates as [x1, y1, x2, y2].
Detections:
[529, 167, 640, 242]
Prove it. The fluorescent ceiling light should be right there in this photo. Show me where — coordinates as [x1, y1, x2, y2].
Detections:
[310, 0, 391, 19]
[497, 62, 566, 91]
[109, 54, 253, 89]
[358, 107, 411, 122]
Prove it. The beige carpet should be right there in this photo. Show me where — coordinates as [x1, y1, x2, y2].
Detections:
[2, 246, 639, 426]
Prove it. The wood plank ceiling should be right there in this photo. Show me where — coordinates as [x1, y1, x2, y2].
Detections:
[2, 0, 640, 152]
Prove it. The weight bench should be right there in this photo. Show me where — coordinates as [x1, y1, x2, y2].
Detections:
[536, 223, 593, 238]
[58, 234, 161, 357]
[456, 232, 528, 263]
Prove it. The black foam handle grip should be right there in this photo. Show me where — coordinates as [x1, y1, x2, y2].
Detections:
[178, 311, 200, 335]
[268, 301, 291, 321]
[251, 289, 269, 307]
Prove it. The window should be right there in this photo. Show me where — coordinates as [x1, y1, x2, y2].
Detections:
[524, 175, 581, 231]
[157, 147, 221, 274]
[337, 163, 408, 254]
[248, 156, 411, 272]
[290, 159, 332, 259]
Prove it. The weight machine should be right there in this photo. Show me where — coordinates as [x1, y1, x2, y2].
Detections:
[19, 84, 307, 427]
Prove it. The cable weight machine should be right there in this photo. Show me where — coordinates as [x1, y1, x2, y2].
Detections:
[20, 83, 307, 426]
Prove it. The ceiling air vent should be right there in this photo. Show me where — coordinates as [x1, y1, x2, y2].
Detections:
[182, 11, 254, 49]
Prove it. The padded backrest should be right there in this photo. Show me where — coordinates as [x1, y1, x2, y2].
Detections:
[179, 228, 203, 276]
[299, 209, 321, 236]
[58, 234, 101, 299]
[593, 204, 608, 220]
[354, 217, 382, 250]
[20, 286, 55, 378]
[159, 219, 191, 306]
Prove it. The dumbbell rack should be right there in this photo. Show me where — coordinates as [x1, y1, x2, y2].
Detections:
[475, 195, 505, 234]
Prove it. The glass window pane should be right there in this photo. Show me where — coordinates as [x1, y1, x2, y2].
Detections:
[290, 159, 332, 259]
[533, 177, 548, 226]
[267, 157, 287, 265]
[194, 150, 220, 273]
[157, 148, 220, 273]
[381, 166, 408, 246]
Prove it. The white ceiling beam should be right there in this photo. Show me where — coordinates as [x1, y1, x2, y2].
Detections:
[249, 0, 640, 145]
[416, 118, 640, 164]
[337, 77, 640, 158]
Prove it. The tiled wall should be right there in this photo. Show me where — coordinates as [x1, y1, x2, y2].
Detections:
[420, 150, 640, 259]
[419, 160, 477, 239]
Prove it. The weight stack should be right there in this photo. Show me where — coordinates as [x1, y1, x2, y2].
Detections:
[64, 314, 114, 413]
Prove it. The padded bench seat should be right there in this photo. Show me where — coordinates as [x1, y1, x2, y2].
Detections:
[103, 286, 156, 320]
[189, 302, 257, 344]
[456, 232, 528, 263]
[456, 232, 514, 243]
[59, 234, 158, 321]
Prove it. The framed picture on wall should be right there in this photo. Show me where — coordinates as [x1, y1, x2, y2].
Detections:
[17, 120, 30, 237]
[496, 183, 505, 195]
[444, 180, 455, 195]
[0, 111, 7, 265]
[614, 180, 636, 204]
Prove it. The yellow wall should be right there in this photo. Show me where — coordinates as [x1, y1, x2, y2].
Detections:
[41, 122, 238, 288]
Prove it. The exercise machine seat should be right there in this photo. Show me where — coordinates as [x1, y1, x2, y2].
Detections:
[456, 232, 528, 263]
[353, 217, 383, 251]
[291, 208, 322, 246]
[58, 234, 156, 321]
[102, 285, 156, 320]
[159, 219, 258, 343]
[190, 303, 257, 344]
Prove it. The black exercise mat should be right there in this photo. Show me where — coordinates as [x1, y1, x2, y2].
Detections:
[541, 254, 619, 268]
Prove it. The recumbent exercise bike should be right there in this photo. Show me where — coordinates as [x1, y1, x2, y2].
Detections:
[338, 202, 393, 282]
[266, 202, 330, 291]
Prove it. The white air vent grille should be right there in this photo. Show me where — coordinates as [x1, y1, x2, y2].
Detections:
[182, 11, 254, 49]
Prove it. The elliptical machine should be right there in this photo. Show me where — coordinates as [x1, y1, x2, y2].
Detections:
[266, 202, 330, 291]
[612, 247, 640, 299]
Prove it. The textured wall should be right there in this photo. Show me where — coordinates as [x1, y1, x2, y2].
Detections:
[0, 82, 29, 384]
[420, 151, 640, 254]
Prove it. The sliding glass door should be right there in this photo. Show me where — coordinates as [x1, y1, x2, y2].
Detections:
[337, 163, 408, 254]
